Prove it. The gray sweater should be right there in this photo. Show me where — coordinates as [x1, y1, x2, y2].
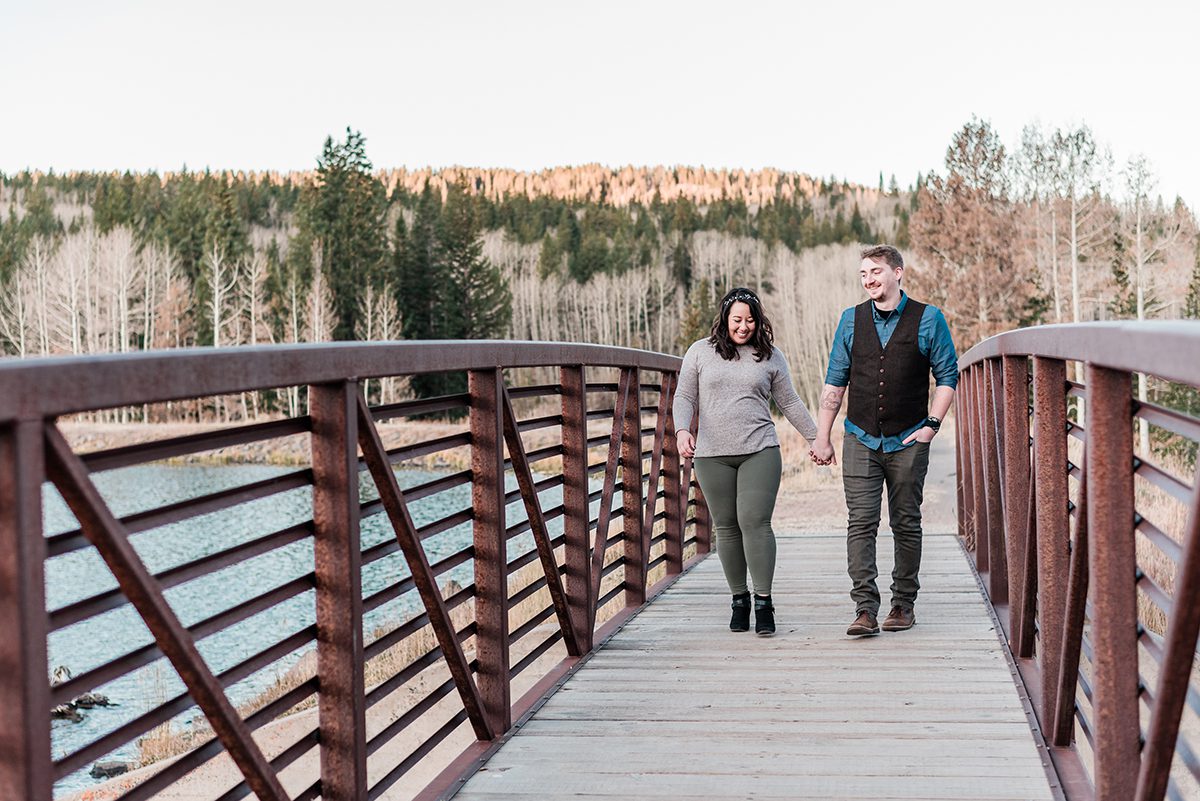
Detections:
[673, 339, 818, 458]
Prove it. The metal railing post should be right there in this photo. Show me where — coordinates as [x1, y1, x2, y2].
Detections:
[1033, 356, 1070, 729]
[622, 368, 646, 606]
[1086, 364, 1139, 800]
[560, 365, 593, 652]
[981, 359, 1009, 604]
[968, 365, 989, 574]
[310, 380, 368, 801]
[1002, 356, 1033, 656]
[662, 373, 684, 575]
[470, 368, 510, 735]
[0, 420, 51, 801]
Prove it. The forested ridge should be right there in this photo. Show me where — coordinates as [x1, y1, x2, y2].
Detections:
[2, 121, 1198, 431]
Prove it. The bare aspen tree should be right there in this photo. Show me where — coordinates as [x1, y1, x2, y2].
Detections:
[142, 243, 163, 352]
[1121, 155, 1184, 454]
[98, 227, 143, 355]
[94, 228, 143, 420]
[281, 262, 305, 418]
[0, 269, 30, 355]
[375, 285, 403, 402]
[204, 242, 240, 349]
[1051, 126, 1112, 324]
[138, 241, 175, 420]
[305, 243, 336, 343]
[26, 235, 55, 354]
[241, 248, 271, 418]
[1016, 125, 1063, 322]
[355, 284, 380, 400]
[765, 243, 863, 409]
[52, 228, 97, 356]
[156, 252, 192, 351]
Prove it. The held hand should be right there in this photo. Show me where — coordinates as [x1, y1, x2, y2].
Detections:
[902, 426, 936, 445]
[810, 439, 836, 466]
[677, 430, 696, 459]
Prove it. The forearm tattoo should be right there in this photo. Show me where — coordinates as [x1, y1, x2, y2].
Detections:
[820, 386, 846, 411]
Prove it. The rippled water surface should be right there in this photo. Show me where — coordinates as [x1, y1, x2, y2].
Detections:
[47, 463, 563, 796]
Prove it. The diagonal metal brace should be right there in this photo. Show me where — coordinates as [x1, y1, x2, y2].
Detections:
[354, 393, 494, 741]
[43, 424, 289, 801]
[500, 386, 583, 657]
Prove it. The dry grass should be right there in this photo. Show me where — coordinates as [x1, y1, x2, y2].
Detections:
[1061, 431, 1200, 798]
[130, 511, 674, 771]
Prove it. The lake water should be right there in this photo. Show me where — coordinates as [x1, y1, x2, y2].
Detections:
[46, 463, 572, 796]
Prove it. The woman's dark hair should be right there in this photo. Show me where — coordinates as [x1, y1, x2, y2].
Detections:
[709, 287, 774, 361]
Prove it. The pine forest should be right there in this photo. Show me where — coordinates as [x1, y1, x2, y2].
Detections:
[2, 121, 1198, 434]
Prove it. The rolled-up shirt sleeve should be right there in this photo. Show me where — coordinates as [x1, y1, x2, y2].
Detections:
[672, 342, 700, 434]
[824, 309, 854, 387]
[926, 309, 959, 388]
[770, 352, 818, 442]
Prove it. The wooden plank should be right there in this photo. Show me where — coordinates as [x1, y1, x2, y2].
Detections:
[452, 531, 1056, 801]
[455, 768, 1053, 799]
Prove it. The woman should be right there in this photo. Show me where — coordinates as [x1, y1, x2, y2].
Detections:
[673, 287, 817, 636]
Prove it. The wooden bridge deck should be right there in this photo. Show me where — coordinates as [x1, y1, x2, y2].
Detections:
[453, 532, 1057, 801]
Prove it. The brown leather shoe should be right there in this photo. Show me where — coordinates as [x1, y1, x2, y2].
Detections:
[846, 610, 879, 636]
[882, 605, 916, 631]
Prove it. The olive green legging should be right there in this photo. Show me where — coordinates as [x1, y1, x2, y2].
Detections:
[692, 447, 782, 596]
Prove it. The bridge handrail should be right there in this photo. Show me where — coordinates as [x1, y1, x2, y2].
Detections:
[956, 321, 1200, 801]
[0, 340, 711, 801]
[0, 340, 683, 421]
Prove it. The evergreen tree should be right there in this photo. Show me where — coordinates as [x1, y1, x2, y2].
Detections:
[556, 206, 581, 258]
[93, 173, 135, 232]
[1108, 229, 1136, 318]
[849, 203, 870, 242]
[408, 182, 511, 401]
[671, 240, 694, 289]
[206, 179, 249, 264]
[438, 182, 510, 341]
[302, 128, 389, 339]
[537, 233, 562, 279]
[678, 279, 718, 349]
[609, 227, 635, 275]
[570, 231, 608, 282]
[163, 171, 208, 285]
[398, 185, 441, 344]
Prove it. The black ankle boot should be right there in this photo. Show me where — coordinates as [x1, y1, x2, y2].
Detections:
[730, 592, 751, 632]
[754, 595, 775, 636]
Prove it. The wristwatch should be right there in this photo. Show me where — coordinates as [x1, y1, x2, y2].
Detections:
[924, 415, 942, 432]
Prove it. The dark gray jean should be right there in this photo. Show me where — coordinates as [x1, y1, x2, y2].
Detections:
[842, 434, 931, 615]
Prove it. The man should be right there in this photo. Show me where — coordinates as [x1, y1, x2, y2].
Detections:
[809, 245, 958, 637]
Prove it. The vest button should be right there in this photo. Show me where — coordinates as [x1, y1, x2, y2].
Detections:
[878, 381, 884, 386]
[879, 368, 884, 374]
[878, 406, 884, 411]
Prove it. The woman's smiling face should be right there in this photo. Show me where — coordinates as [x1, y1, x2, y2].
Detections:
[727, 301, 755, 345]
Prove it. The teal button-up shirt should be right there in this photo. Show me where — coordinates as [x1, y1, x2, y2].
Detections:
[824, 293, 958, 452]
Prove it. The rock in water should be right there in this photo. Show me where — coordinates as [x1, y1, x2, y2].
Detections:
[73, 692, 113, 708]
[90, 760, 133, 779]
[51, 704, 83, 723]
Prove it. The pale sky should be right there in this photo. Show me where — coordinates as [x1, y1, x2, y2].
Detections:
[3, 0, 1198, 206]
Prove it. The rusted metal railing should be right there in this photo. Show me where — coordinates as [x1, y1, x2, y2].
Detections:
[956, 321, 1200, 801]
[0, 341, 711, 801]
